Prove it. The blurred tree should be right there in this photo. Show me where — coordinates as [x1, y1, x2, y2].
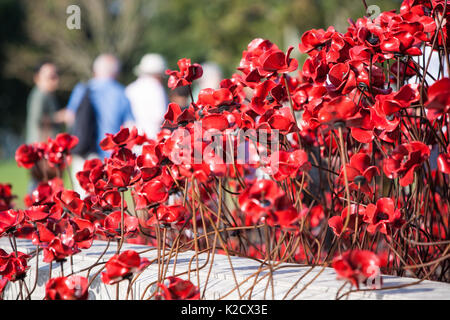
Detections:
[0, 0, 29, 139]
[5, 0, 149, 90]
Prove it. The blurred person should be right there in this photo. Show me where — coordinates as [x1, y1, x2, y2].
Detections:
[169, 85, 190, 110]
[126, 54, 168, 139]
[25, 62, 61, 144]
[25, 62, 63, 192]
[64, 53, 134, 195]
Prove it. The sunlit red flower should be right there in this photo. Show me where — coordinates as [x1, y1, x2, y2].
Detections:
[54, 190, 84, 216]
[146, 205, 187, 228]
[363, 198, 404, 235]
[156, 277, 200, 300]
[332, 249, 382, 288]
[339, 152, 379, 194]
[99, 211, 139, 239]
[101, 250, 150, 284]
[100, 127, 138, 151]
[0, 184, 15, 211]
[45, 275, 88, 300]
[166, 58, 203, 89]
[0, 249, 30, 281]
[437, 146, 450, 174]
[425, 77, 450, 119]
[15, 144, 40, 169]
[0, 209, 24, 236]
[383, 141, 430, 186]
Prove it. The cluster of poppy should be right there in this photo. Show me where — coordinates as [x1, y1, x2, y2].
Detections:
[1, 0, 450, 299]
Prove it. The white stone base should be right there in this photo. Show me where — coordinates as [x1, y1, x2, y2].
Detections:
[1, 238, 449, 300]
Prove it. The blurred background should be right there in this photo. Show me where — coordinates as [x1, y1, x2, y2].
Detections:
[0, 0, 400, 204]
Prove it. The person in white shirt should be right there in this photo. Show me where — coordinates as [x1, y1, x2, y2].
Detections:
[126, 54, 168, 140]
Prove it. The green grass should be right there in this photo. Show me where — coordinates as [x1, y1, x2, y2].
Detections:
[0, 159, 30, 209]
[0, 159, 71, 209]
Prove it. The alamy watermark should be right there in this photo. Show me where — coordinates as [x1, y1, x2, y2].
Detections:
[66, 5, 81, 30]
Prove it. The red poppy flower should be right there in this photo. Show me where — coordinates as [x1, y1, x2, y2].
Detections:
[24, 179, 63, 207]
[425, 77, 450, 119]
[23, 205, 51, 222]
[134, 179, 168, 210]
[54, 190, 84, 216]
[0, 184, 15, 211]
[0, 249, 30, 281]
[0, 209, 24, 236]
[100, 127, 138, 151]
[250, 80, 286, 115]
[101, 250, 150, 284]
[363, 198, 404, 235]
[328, 205, 364, 237]
[332, 249, 382, 289]
[383, 141, 430, 186]
[257, 46, 298, 77]
[163, 103, 197, 128]
[301, 50, 329, 84]
[96, 189, 126, 212]
[105, 158, 140, 189]
[46, 137, 73, 168]
[45, 275, 88, 300]
[166, 58, 203, 89]
[376, 84, 420, 116]
[146, 205, 187, 228]
[339, 152, 379, 195]
[55, 133, 79, 152]
[328, 62, 357, 94]
[437, 146, 450, 174]
[156, 277, 200, 300]
[43, 237, 80, 263]
[197, 88, 234, 108]
[317, 96, 361, 127]
[268, 150, 311, 181]
[100, 211, 139, 239]
[71, 217, 96, 249]
[15, 144, 40, 169]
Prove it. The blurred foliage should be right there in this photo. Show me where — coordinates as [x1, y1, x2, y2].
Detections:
[1, 0, 401, 138]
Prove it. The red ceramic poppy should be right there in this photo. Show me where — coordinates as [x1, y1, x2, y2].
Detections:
[100, 211, 139, 239]
[54, 190, 84, 216]
[45, 275, 89, 300]
[437, 146, 450, 174]
[101, 250, 150, 284]
[55, 133, 79, 151]
[363, 198, 404, 235]
[15, 144, 40, 169]
[0, 209, 24, 236]
[166, 58, 203, 89]
[268, 149, 311, 181]
[134, 179, 169, 210]
[339, 152, 379, 195]
[328, 205, 364, 237]
[317, 96, 361, 126]
[0, 184, 15, 211]
[257, 46, 298, 76]
[425, 77, 450, 119]
[100, 127, 138, 151]
[332, 249, 382, 288]
[383, 141, 430, 186]
[156, 276, 200, 300]
[0, 249, 30, 281]
[146, 205, 187, 228]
